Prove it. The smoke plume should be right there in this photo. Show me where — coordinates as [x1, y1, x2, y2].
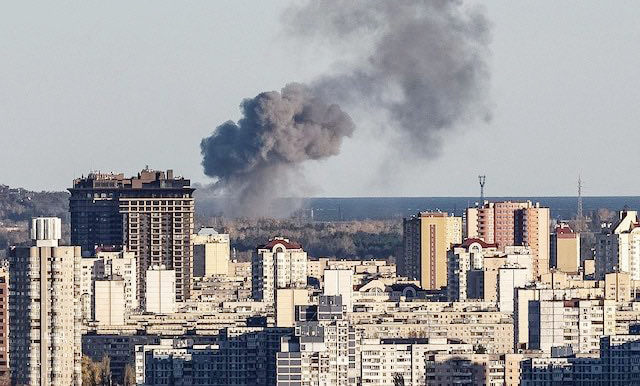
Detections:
[200, 83, 354, 217]
[201, 0, 491, 217]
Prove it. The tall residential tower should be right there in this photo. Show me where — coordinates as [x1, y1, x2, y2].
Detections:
[9, 218, 82, 385]
[69, 168, 195, 303]
[401, 211, 462, 289]
[466, 201, 550, 279]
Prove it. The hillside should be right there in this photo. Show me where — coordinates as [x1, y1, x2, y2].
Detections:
[0, 185, 70, 253]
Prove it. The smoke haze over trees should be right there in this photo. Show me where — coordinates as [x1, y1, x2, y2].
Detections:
[200, 0, 492, 218]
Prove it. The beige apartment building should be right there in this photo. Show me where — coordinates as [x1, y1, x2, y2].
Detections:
[275, 288, 309, 327]
[192, 228, 230, 277]
[551, 223, 581, 273]
[467, 201, 550, 279]
[402, 212, 462, 289]
[9, 218, 82, 385]
[95, 279, 126, 326]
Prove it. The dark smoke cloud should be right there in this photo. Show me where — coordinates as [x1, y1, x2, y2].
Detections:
[201, 0, 491, 217]
[200, 83, 354, 217]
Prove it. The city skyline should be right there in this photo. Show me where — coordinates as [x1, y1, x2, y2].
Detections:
[1, 2, 640, 197]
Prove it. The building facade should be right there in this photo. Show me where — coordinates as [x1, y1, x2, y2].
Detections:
[252, 238, 307, 305]
[192, 228, 230, 277]
[69, 168, 195, 303]
[9, 218, 82, 385]
[596, 210, 640, 280]
[402, 212, 462, 290]
[466, 201, 550, 279]
[145, 265, 176, 314]
[550, 223, 581, 273]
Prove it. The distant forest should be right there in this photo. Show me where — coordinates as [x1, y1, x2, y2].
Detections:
[199, 217, 402, 261]
[0, 183, 626, 261]
[0, 185, 402, 261]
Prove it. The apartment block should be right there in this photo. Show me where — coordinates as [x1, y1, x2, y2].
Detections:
[9, 218, 82, 385]
[69, 168, 194, 303]
[596, 210, 640, 280]
[277, 320, 359, 386]
[359, 337, 474, 385]
[550, 223, 581, 273]
[95, 278, 126, 325]
[425, 353, 505, 386]
[252, 238, 307, 305]
[520, 334, 640, 385]
[467, 201, 550, 279]
[80, 249, 137, 321]
[401, 212, 462, 289]
[192, 228, 230, 277]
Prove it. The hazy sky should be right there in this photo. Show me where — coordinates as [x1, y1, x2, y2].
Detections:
[1, 1, 639, 197]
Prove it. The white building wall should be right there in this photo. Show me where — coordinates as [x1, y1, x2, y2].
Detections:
[324, 269, 353, 313]
[94, 279, 125, 326]
[145, 266, 176, 313]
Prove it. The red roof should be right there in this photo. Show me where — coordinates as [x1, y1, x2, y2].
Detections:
[459, 238, 498, 249]
[258, 238, 302, 250]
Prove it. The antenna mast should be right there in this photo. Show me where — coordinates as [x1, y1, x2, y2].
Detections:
[478, 175, 486, 205]
[577, 176, 584, 232]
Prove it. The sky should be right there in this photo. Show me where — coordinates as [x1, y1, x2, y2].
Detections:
[1, 1, 639, 197]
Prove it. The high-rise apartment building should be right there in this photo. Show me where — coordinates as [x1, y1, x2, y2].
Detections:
[252, 238, 307, 304]
[9, 218, 82, 385]
[466, 201, 550, 278]
[0, 269, 8, 379]
[69, 168, 195, 303]
[401, 212, 462, 289]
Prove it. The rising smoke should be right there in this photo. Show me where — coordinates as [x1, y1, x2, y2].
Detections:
[200, 83, 354, 217]
[201, 0, 491, 217]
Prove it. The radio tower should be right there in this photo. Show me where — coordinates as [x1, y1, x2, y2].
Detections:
[478, 175, 486, 206]
[577, 176, 584, 232]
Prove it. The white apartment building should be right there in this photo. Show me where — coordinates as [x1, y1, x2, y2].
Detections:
[525, 297, 616, 354]
[447, 239, 498, 301]
[146, 265, 176, 313]
[80, 249, 137, 321]
[252, 237, 307, 304]
[8, 217, 82, 385]
[498, 265, 529, 313]
[192, 228, 230, 277]
[324, 269, 354, 313]
[359, 337, 474, 385]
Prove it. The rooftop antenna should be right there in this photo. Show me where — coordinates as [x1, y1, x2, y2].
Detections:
[577, 176, 584, 232]
[478, 175, 486, 206]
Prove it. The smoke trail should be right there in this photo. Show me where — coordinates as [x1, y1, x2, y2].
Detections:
[201, 0, 491, 217]
[200, 83, 354, 217]
[289, 0, 492, 155]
